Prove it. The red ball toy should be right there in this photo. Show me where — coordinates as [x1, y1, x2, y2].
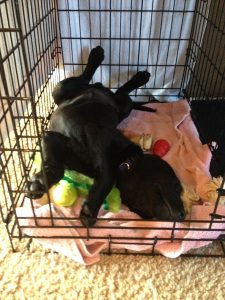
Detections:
[152, 139, 170, 157]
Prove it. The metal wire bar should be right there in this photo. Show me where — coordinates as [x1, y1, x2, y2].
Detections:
[0, 0, 225, 258]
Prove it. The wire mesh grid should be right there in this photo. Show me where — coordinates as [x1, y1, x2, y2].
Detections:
[0, 0, 61, 248]
[58, 0, 197, 100]
[0, 0, 225, 257]
[182, 0, 225, 100]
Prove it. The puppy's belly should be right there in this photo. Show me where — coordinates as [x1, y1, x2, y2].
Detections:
[64, 152, 96, 178]
[48, 91, 120, 178]
[49, 102, 119, 136]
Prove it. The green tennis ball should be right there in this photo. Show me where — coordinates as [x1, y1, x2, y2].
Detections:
[52, 180, 77, 207]
[105, 187, 121, 213]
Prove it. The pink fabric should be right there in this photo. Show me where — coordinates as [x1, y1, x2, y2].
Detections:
[118, 100, 212, 199]
[16, 100, 225, 265]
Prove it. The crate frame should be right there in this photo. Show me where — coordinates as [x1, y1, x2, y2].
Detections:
[0, 0, 225, 257]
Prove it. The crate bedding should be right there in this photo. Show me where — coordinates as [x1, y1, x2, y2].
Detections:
[16, 100, 225, 265]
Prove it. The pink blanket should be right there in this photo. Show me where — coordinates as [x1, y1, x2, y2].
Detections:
[16, 100, 225, 265]
[118, 99, 212, 198]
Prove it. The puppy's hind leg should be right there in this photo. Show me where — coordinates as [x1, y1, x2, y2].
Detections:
[81, 46, 105, 82]
[52, 46, 104, 105]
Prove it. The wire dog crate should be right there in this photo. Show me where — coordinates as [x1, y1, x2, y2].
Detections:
[1, 0, 225, 261]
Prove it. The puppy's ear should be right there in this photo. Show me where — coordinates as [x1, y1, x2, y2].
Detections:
[155, 182, 165, 198]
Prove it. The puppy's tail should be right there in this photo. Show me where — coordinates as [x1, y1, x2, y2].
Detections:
[132, 103, 156, 113]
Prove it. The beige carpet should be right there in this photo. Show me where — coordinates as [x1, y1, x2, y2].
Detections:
[1, 220, 225, 300]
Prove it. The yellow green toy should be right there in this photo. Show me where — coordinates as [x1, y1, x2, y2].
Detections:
[33, 153, 121, 212]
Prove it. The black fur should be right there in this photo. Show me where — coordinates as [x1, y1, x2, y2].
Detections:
[117, 154, 185, 220]
[190, 100, 225, 177]
[28, 46, 185, 226]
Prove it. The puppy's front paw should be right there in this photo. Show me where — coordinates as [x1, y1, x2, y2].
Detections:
[80, 202, 97, 227]
[28, 172, 46, 199]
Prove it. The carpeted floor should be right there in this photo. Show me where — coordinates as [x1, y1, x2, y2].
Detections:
[1, 221, 225, 300]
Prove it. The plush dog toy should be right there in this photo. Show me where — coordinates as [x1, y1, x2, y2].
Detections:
[33, 153, 121, 211]
[152, 139, 170, 157]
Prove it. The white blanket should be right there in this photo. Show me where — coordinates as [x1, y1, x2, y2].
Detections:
[57, 0, 200, 100]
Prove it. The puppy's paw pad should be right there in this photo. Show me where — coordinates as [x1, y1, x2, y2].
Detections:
[80, 203, 96, 227]
[133, 71, 150, 86]
[89, 46, 105, 64]
[28, 179, 46, 199]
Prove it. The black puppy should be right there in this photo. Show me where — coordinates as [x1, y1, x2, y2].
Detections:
[29, 46, 156, 226]
[117, 154, 185, 220]
[29, 46, 185, 225]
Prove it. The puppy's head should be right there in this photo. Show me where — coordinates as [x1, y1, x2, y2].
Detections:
[147, 173, 185, 221]
[117, 154, 185, 221]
